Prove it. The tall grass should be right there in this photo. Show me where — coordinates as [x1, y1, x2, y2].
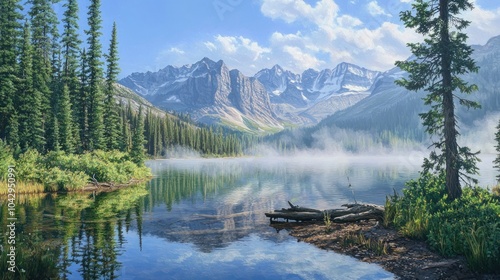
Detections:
[0, 181, 45, 195]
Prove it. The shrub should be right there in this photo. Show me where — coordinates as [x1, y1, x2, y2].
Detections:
[386, 172, 500, 273]
[4, 149, 151, 193]
[492, 185, 500, 197]
[0, 140, 15, 181]
[16, 149, 44, 183]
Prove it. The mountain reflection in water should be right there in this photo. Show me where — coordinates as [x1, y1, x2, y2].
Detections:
[6, 155, 496, 279]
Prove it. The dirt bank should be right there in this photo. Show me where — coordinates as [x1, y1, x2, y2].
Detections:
[270, 220, 498, 280]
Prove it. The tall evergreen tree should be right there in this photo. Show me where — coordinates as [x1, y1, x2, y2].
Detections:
[58, 84, 75, 153]
[493, 119, 500, 183]
[103, 22, 121, 150]
[47, 112, 60, 151]
[77, 48, 89, 150]
[119, 104, 131, 153]
[0, 0, 22, 143]
[29, 0, 60, 150]
[85, 0, 105, 150]
[17, 21, 45, 152]
[61, 0, 81, 111]
[130, 106, 146, 165]
[395, 0, 480, 200]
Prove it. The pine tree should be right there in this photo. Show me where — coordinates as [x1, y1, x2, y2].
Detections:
[493, 119, 500, 183]
[85, 0, 105, 150]
[47, 112, 60, 151]
[0, 0, 22, 143]
[103, 22, 121, 150]
[119, 104, 131, 152]
[77, 48, 89, 150]
[6, 113, 20, 153]
[61, 0, 82, 120]
[395, 0, 480, 200]
[17, 21, 45, 152]
[130, 106, 146, 165]
[58, 84, 75, 153]
[29, 0, 60, 151]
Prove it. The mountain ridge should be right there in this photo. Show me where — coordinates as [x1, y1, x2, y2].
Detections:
[120, 58, 382, 131]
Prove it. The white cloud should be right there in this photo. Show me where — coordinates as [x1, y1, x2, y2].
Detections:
[463, 2, 500, 44]
[367, 1, 392, 17]
[169, 47, 185, 55]
[259, 0, 422, 72]
[156, 35, 272, 75]
[154, 0, 499, 76]
[336, 15, 363, 28]
[260, 0, 339, 35]
[204, 41, 217, 52]
[282, 46, 324, 70]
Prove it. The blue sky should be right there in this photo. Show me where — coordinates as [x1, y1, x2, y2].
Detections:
[51, 0, 500, 77]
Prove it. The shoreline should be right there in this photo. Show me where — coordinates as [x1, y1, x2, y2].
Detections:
[270, 220, 498, 280]
[0, 177, 151, 196]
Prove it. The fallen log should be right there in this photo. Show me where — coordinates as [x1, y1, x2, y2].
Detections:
[265, 201, 384, 223]
[82, 178, 144, 192]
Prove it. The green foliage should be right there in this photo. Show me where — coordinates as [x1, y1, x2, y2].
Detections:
[86, 0, 105, 151]
[17, 21, 45, 152]
[494, 118, 500, 182]
[340, 232, 388, 256]
[323, 211, 332, 233]
[386, 172, 500, 272]
[16, 149, 44, 183]
[0, 0, 23, 144]
[492, 185, 500, 197]
[395, 0, 480, 200]
[103, 22, 121, 150]
[0, 140, 15, 181]
[130, 106, 146, 164]
[3, 149, 150, 193]
[42, 150, 150, 184]
[58, 84, 76, 153]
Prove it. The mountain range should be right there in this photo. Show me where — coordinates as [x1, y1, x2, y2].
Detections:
[119, 58, 381, 132]
[119, 35, 500, 138]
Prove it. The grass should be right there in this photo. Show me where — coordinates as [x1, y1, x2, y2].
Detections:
[323, 212, 332, 233]
[0, 181, 45, 195]
[385, 172, 500, 273]
[340, 232, 389, 256]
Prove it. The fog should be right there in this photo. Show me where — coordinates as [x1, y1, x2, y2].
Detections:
[461, 112, 500, 154]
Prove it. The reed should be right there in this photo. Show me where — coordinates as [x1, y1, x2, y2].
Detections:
[0, 181, 45, 195]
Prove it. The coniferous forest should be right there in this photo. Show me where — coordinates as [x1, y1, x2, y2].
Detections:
[0, 0, 246, 162]
[0, 0, 253, 195]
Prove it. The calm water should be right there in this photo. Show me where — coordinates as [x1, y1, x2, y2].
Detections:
[1, 155, 497, 279]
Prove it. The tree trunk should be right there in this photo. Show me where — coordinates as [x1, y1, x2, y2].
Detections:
[440, 0, 462, 200]
[265, 201, 384, 223]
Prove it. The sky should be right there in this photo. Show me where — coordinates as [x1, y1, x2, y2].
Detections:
[54, 0, 500, 78]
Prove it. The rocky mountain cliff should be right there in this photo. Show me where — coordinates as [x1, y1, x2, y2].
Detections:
[120, 58, 383, 132]
[268, 35, 500, 150]
[120, 58, 282, 132]
[255, 63, 381, 124]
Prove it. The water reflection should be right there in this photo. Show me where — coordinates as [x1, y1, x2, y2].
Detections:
[1, 156, 441, 279]
[0, 185, 148, 279]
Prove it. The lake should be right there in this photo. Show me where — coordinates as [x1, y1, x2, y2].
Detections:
[1, 154, 497, 279]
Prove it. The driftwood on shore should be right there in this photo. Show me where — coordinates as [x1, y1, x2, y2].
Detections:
[265, 201, 384, 223]
[81, 174, 144, 192]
